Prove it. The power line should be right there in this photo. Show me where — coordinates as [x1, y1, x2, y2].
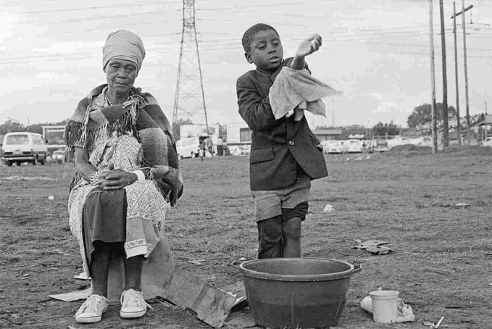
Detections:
[0, 2, 183, 15]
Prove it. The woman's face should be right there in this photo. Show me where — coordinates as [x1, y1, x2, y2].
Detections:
[105, 58, 138, 95]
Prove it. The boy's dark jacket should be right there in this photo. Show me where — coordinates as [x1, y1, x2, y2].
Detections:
[236, 58, 328, 191]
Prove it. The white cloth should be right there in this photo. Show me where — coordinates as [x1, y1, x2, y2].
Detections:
[269, 67, 339, 121]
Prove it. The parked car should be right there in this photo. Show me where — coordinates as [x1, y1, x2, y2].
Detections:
[373, 139, 389, 152]
[52, 150, 66, 164]
[229, 145, 250, 156]
[322, 140, 341, 154]
[347, 139, 363, 153]
[1, 132, 48, 166]
[481, 137, 492, 147]
[176, 135, 209, 159]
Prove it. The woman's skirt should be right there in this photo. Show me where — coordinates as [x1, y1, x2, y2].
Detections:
[68, 179, 170, 276]
[82, 188, 127, 266]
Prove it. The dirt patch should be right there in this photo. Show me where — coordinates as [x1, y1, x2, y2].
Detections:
[1, 151, 491, 328]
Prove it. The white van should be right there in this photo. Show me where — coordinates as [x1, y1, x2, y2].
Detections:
[176, 135, 210, 159]
[2, 132, 48, 166]
[347, 139, 363, 153]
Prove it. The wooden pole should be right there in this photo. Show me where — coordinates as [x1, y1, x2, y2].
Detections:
[439, 0, 449, 148]
[331, 96, 335, 127]
[452, 2, 462, 146]
[462, 0, 471, 132]
[451, 3, 473, 144]
[429, 0, 438, 154]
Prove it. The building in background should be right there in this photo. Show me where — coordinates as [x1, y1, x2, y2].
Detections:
[226, 123, 251, 145]
[42, 125, 66, 154]
[42, 126, 65, 145]
[312, 128, 343, 141]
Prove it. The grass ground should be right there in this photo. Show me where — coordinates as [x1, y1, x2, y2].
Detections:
[0, 146, 491, 328]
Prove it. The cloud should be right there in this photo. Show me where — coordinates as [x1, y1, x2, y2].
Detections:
[35, 72, 78, 80]
[372, 102, 398, 113]
[33, 41, 102, 55]
[0, 12, 20, 49]
[370, 92, 383, 102]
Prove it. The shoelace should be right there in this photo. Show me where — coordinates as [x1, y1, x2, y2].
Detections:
[74, 295, 106, 317]
[121, 289, 153, 310]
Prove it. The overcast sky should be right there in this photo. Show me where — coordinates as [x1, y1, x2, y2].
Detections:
[1, 0, 492, 128]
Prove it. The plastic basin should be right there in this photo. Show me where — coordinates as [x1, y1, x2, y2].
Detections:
[239, 258, 361, 329]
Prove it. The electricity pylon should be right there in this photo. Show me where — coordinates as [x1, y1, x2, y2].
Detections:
[173, 0, 209, 136]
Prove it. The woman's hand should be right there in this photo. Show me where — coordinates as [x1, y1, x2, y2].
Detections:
[99, 169, 137, 190]
[295, 34, 322, 58]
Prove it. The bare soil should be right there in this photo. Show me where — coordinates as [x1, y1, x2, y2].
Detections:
[1, 147, 491, 329]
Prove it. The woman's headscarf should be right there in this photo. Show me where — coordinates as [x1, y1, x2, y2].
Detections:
[102, 30, 146, 72]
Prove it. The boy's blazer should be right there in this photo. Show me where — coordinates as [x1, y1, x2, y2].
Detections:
[237, 59, 328, 191]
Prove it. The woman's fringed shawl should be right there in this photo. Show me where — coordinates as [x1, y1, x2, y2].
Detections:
[65, 84, 183, 206]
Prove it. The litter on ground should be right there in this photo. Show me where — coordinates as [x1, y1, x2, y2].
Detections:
[323, 204, 334, 212]
[353, 239, 392, 255]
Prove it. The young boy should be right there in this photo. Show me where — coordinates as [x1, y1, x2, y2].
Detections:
[236, 23, 328, 259]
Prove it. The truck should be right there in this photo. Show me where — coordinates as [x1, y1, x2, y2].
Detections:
[176, 135, 210, 159]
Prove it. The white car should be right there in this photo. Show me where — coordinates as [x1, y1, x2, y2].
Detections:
[482, 137, 492, 147]
[2, 132, 48, 166]
[322, 140, 341, 154]
[52, 150, 66, 164]
[229, 145, 250, 156]
[347, 139, 363, 153]
[373, 139, 389, 152]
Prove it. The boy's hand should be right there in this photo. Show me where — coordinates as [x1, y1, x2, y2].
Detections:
[295, 34, 322, 58]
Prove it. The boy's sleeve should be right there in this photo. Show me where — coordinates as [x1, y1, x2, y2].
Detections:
[236, 75, 276, 132]
[283, 57, 311, 75]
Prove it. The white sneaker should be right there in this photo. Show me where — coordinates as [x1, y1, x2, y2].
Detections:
[74, 294, 108, 324]
[120, 289, 151, 319]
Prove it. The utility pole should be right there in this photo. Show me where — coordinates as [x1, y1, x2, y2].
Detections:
[429, 0, 438, 154]
[331, 96, 335, 127]
[485, 100, 489, 139]
[439, 0, 449, 148]
[462, 0, 471, 133]
[452, 2, 462, 146]
[451, 2, 473, 137]
[173, 0, 209, 137]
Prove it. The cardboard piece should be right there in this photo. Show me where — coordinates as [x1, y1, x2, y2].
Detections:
[49, 287, 91, 302]
[160, 267, 237, 328]
[50, 230, 241, 328]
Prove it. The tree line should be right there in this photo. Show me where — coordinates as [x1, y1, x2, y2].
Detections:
[0, 119, 68, 135]
[1, 102, 487, 139]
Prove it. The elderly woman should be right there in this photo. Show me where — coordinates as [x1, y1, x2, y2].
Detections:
[65, 30, 182, 324]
